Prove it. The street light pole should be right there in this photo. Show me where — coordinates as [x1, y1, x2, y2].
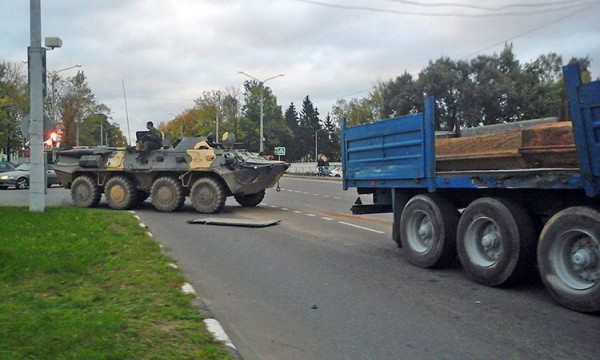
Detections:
[50, 64, 82, 129]
[314, 128, 329, 162]
[238, 71, 284, 154]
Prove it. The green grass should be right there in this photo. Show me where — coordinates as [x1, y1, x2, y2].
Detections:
[0, 207, 233, 360]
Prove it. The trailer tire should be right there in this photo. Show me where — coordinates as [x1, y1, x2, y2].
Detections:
[400, 194, 459, 268]
[538, 206, 600, 313]
[105, 175, 138, 210]
[457, 197, 536, 286]
[190, 177, 226, 214]
[71, 175, 101, 208]
[151, 176, 185, 212]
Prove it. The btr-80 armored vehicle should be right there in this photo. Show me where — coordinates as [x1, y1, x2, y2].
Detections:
[53, 132, 289, 213]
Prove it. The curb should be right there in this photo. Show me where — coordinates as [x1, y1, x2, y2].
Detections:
[131, 211, 241, 359]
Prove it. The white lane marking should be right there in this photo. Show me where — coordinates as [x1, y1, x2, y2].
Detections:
[321, 217, 333, 221]
[305, 213, 317, 217]
[281, 208, 290, 211]
[338, 221, 385, 234]
[293, 210, 303, 214]
[270, 205, 278, 208]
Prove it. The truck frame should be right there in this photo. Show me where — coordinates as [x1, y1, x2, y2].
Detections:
[341, 64, 600, 312]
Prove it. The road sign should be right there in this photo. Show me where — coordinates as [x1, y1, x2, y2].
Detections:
[21, 113, 52, 139]
[275, 147, 286, 156]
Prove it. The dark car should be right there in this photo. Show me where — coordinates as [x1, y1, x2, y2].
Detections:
[0, 162, 16, 173]
[0, 162, 60, 190]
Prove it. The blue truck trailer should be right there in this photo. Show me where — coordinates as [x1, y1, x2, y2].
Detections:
[341, 64, 600, 313]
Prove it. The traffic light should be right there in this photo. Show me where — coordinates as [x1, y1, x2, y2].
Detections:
[45, 130, 58, 148]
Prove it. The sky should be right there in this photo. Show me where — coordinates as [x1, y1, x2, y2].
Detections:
[2, 0, 600, 143]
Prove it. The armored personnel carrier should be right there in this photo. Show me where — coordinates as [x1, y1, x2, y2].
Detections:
[53, 132, 289, 213]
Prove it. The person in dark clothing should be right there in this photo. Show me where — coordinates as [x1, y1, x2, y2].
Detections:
[136, 121, 162, 162]
[142, 121, 162, 151]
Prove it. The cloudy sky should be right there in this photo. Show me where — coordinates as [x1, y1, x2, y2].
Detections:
[2, 0, 600, 142]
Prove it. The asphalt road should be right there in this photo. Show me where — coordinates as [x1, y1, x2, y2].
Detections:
[2, 178, 599, 359]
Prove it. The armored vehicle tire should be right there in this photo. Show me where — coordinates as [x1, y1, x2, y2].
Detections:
[457, 197, 536, 287]
[105, 175, 138, 210]
[151, 176, 185, 212]
[71, 175, 101, 208]
[235, 189, 265, 207]
[190, 177, 226, 214]
[538, 206, 600, 313]
[16, 177, 29, 189]
[400, 194, 459, 268]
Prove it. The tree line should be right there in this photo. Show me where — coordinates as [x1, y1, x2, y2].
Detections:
[332, 44, 592, 132]
[1, 44, 594, 163]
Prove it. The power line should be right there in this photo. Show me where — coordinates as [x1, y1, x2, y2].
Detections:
[459, 1, 599, 59]
[379, 0, 593, 12]
[294, 0, 599, 18]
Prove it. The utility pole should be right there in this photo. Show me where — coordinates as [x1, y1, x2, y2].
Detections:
[28, 0, 45, 211]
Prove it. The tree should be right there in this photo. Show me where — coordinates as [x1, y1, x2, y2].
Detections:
[56, 71, 111, 149]
[0, 61, 28, 160]
[298, 96, 321, 161]
[320, 112, 340, 161]
[239, 80, 290, 154]
[381, 71, 420, 120]
[418, 57, 471, 131]
[284, 102, 303, 161]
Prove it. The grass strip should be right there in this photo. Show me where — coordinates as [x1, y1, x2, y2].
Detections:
[0, 206, 233, 360]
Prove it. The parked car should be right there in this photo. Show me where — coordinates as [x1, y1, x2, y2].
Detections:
[0, 162, 16, 173]
[0, 163, 60, 190]
[328, 165, 342, 177]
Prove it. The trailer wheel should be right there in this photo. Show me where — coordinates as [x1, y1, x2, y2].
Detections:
[71, 175, 101, 208]
[105, 175, 138, 210]
[457, 197, 536, 286]
[151, 176, 185, 212]
[399, 194, 459, 268]
[235, 189, 265, 207]
[538, 207, 600, 313]
[190, 177, 226, 214]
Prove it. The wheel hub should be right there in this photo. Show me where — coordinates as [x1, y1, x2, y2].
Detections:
[110, 186, 125, 203]
[417, 218, 433, 246]
[465, 218, 503, 266]
[157, 187, 173, 202]
[569, 237, 600, 282]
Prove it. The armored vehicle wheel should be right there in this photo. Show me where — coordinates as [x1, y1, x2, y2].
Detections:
[71, 175, 101, 208]
[538, 206, 600, 313]
[151, 176, 185, 212]
[105, 175, 138, 210]
[235, 189, 265, 207]
[190, 177, 226, 214]
[400, 194, 459, 268]
[457, 197, 536, 286]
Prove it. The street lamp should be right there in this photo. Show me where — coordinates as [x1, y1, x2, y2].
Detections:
[314, 128, 330, 162]
[238, 71, 284, 153]
[50, 64, 82, 126]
